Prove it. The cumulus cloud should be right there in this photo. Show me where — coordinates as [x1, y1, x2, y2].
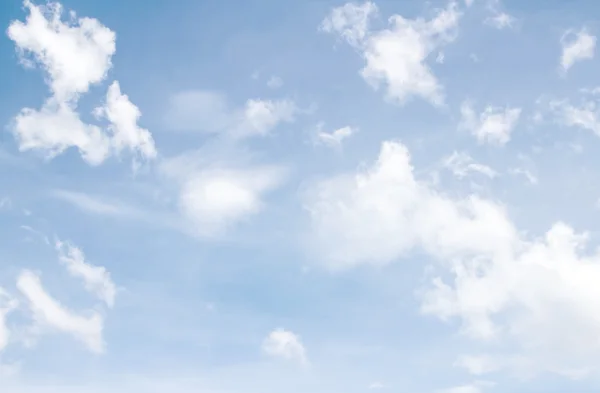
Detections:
[17, 270, 104, 353]
[303, 141, 516, 269]
[11, 102, 111, 165]
[459, 101, 521, 145]
[94, 81, 157, 161]
[161, 88, 296, 238]
[262, 328, 308, 365]
[7, 0, 115, 101]
[56, 241, 117, 308]
[164, 90, 298, 138]
[560, 28, 596, 72]
[7, 0, 156, 165]
[305, 140, 600, 374]
[177, 166, 286, 238]
[321, 1, 461, 106]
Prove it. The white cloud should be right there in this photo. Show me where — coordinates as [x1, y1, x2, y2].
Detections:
[322, 2, 461, 106]
[16, 270, 104, 353]
[262, 328, 308, 365]
[267, 75, 283, 89]
[459, 101, 521, 145]
[7, 0, 115, 101]
[55, 241, 117, 308]
[560, 28, 596, 72]
[11, 101, 111, 165]
[0, 290, 18, 352]
[178, 166, 286, 237]
[316, 124, 356, 147]
[368, 381, 387, 389]
[443, 151, 497, 179]
[94, 81, 157, 161]
[7, 1, 156, 166]
[549, 97, 600, 136]
[421, 221, 600, 368]
[164, 90, 298, 138]
[305, 140, 600, 374]
[485, 12, 514, 29]
[320, 1, 378, 47]
[303, 141, 517, 269]
[484, 1, 515, 29]
[237, 99, 297, 138]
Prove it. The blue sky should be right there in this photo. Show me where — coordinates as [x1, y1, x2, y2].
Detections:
[2, 0, 600, 392]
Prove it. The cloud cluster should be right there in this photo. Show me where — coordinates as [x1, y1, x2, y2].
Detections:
[6, 0, 600, 390]
[7, 0, 156, 165]
[321, 1, 461, 106]
[304, 139, 600, 374]
[459, 101, 521, 145]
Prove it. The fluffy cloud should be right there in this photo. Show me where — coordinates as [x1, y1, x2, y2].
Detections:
[7, 0, 156, 165]
[262, 328, 308, 365]
[459, 101, 521, 145]
[94, 82, 157, 161]
[164, 90, 298, 138]
[305, 140, 600, 374]
[162, 88, 296, 237]
[56, 241, 117, 308]
[11, 101, 111, 165]
[177, 166, 286, 238]
[17, 270, 104, 353]
[6, 0, 115, 101]
[303, 141, 516, 269]
[560, 28, 596, 72]
[322, 1, 461, 106]
[238, 99, 297, 138]
[443, 151, 497, 179]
